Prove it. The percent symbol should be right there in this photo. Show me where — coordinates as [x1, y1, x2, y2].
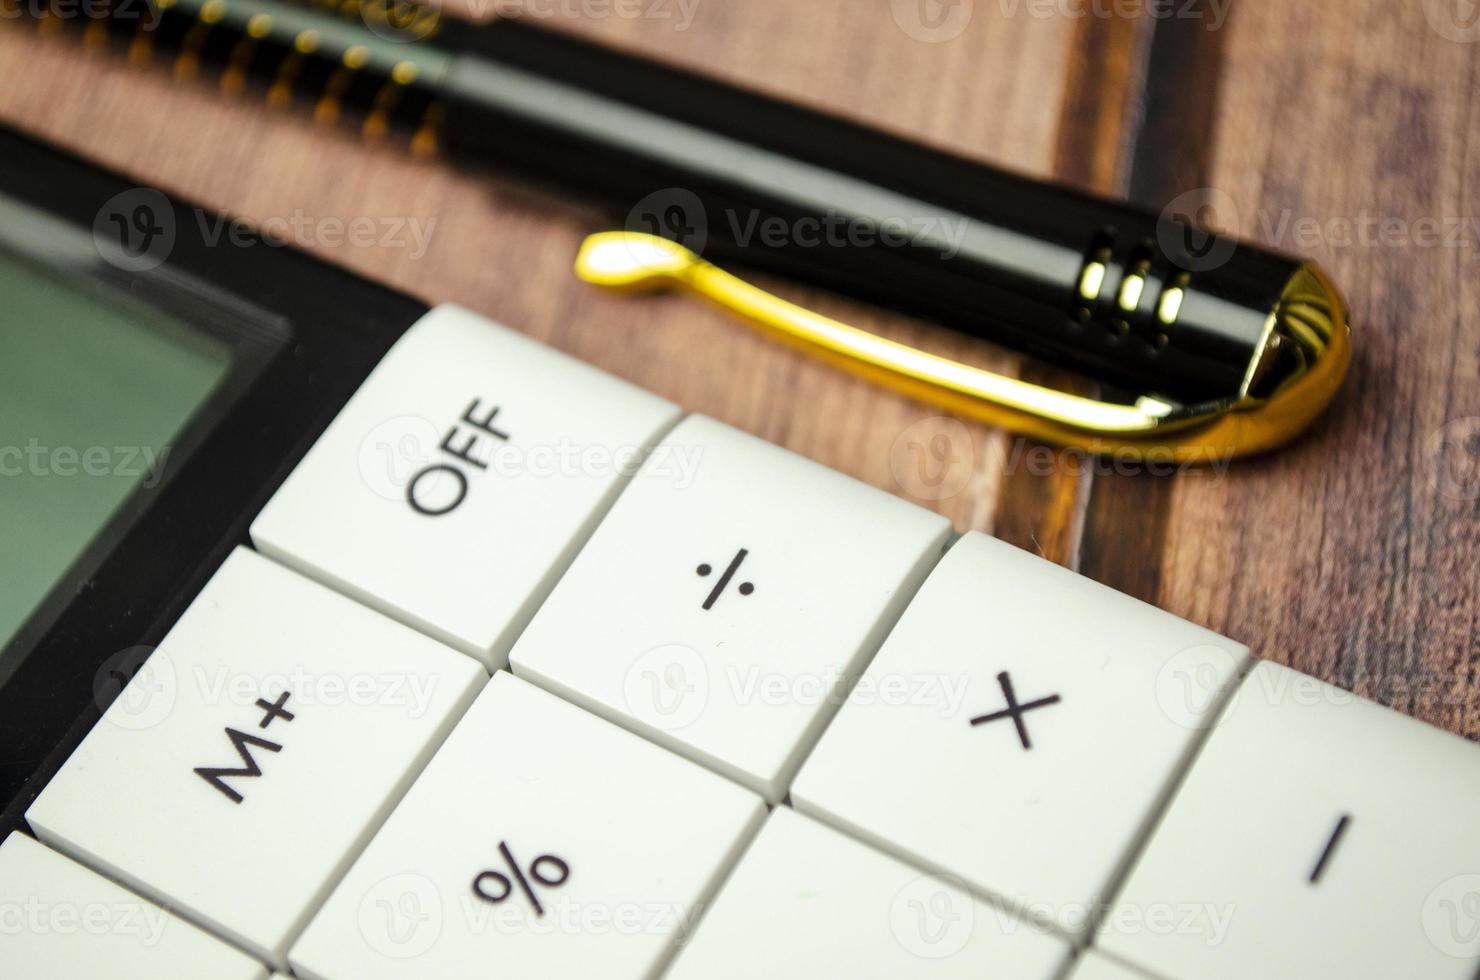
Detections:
[470, 840, 570, 916]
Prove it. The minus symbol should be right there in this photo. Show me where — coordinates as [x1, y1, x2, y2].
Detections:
[1309, 814, 1352, 884]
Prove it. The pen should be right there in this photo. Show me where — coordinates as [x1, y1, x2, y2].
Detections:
[18, 0, 1350, 458]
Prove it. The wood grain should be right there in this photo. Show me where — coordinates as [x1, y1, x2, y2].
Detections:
[1, 0, 1477, 735]
[1161, 2, 1480, 736]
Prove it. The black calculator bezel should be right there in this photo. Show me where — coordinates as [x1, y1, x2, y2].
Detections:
[0, 126, 429, 835]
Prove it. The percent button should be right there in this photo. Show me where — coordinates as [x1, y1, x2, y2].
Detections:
[470, 840, 570, 917]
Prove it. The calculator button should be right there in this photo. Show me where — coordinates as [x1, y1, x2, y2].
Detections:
[26, 547, 485, 968]
[1099, 660, 1480, 980]
[508, 415, 951, 801]
[250, 305, 681, 669]
[0, 832, 267, 980]
[665, 807, 1069, 980]
[790, 531, 1248, 938]
[289, 671, 765, 980]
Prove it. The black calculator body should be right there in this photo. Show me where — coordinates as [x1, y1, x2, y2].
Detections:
[0, 125, 427, 834]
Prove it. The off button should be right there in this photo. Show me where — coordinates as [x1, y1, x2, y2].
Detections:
[251, 305, 681, 669]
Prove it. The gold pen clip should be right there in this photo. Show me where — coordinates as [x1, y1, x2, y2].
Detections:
[574, 232, 1351, 463]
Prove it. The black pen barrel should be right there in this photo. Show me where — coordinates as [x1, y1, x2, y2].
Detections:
[437, 18, 1299, 404]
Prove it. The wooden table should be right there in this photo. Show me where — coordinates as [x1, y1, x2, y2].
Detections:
[2, 0, 1477, 735]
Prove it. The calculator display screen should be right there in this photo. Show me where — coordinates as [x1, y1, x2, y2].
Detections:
[0, 246, 232, 652]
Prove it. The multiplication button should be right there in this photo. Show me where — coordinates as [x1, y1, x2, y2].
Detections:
[289, 672, 765, 980]
[790, 531, 1249, 939]
[250, 305, 681, 669]
[1100, 661, 1480, 980]
[26, 548, 486, 968]
[508, 415, 952, 801]
[0, 832, 266, 980]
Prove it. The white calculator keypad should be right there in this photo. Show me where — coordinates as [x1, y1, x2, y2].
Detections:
[289, 672, 765, 980]
[1099, 660, 1480, 980]
[790, 531, 1249, 938]
[0, 831, 267, 980]
[19, 306, 1480, 980]
[665, 806, 1070, 980]
[26, 547, 486, 967]
[509, 415, 951, 800]
[250, 305, 681, 669]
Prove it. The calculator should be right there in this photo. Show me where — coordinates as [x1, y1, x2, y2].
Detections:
[3, 124, 1479, 980]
